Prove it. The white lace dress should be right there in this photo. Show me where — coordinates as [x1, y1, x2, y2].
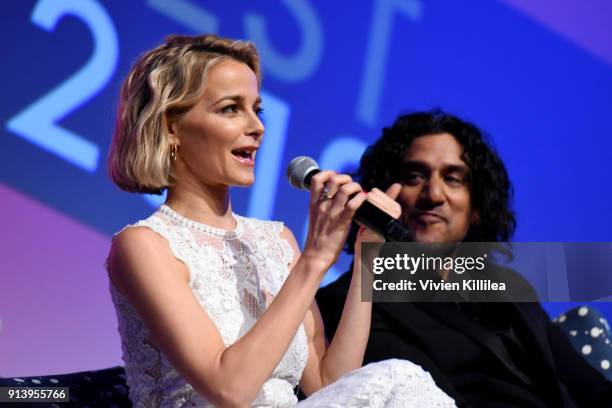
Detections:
[110, 205, 456, 408]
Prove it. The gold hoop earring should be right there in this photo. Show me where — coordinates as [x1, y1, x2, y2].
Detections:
[170, 144, 178, 161]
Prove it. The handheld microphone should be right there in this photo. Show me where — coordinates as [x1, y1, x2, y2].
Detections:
[287, 156, 412, 242]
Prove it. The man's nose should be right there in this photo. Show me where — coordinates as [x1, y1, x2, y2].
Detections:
[420, 176, 445, 206]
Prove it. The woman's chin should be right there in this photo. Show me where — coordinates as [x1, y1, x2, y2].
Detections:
[232, 175, 255, 187]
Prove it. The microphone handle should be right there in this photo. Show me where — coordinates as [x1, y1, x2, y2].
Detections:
[303, 169, 412, 242]
[354, 201, 412, 242]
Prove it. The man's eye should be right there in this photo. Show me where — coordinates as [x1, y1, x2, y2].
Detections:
[405, 173, 424, 183]
[445, 176, 464, 185]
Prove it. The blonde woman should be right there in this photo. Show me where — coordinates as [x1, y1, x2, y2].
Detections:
[107, 34, 455, 407]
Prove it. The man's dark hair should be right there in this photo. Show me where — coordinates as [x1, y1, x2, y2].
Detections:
[346, 109, 515, 253]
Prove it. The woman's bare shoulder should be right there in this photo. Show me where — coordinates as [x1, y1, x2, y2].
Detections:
[108, 225, 189, 290]
[110, 225, 170, 263]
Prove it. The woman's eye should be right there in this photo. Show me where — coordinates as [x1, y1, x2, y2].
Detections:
[221, 104, 239, 113]
[254, 107, 264, 117]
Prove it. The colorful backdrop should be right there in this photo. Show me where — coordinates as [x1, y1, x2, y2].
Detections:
[1, 0, 611, 376]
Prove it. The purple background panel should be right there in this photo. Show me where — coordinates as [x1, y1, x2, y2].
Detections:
[500, 0, 612, 66]
[0, 182, 121, 377]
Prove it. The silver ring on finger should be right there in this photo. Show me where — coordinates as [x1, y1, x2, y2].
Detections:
[319, 188, 333, 202]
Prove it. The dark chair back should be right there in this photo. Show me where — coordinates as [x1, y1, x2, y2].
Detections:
[0, 366, 130, 407]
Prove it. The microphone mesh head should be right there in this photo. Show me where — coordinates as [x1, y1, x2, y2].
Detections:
[286, 156, 319, 190]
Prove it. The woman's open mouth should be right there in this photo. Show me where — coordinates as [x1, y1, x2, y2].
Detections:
[231, 148, 256, 166]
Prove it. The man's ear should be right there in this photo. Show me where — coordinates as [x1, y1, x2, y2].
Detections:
[470, 210, 480, 226]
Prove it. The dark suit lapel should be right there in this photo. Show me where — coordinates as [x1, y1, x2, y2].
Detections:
[411, 302, 541, 384]
[511, 303, 556, 369]
[414, 303, 508, 356]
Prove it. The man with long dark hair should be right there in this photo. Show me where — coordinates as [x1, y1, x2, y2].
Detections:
[317, 110, 612, 407]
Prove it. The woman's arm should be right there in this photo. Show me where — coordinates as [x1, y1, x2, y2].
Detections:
[109, 171, 366, 407]
[298, 230, 373, 395]
[299, 184, 402, 395]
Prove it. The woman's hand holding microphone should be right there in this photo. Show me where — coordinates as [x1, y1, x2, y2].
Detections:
[302, 171, 366, 271]
[301, 171, 403, 274]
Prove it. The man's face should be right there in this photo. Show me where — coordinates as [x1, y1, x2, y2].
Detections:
[397, 133, 477, 243]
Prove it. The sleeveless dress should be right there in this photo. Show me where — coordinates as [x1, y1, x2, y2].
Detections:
[109, 205, 456, 407]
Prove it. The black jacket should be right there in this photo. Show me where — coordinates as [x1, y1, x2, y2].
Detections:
[316, 271, 612, 408]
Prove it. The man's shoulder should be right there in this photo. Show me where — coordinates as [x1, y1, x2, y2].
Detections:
[478, 261, 541, 302]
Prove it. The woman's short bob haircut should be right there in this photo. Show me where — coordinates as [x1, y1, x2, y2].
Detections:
[108, 34, 261, 194]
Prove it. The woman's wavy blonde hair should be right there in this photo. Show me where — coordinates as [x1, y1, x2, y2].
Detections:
[108, 34, 261, 194]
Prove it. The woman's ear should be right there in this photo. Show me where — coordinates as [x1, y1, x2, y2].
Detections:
[166, 113, 180, 146]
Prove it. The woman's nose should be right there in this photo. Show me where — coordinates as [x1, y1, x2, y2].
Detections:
[247, 113, 264, 140]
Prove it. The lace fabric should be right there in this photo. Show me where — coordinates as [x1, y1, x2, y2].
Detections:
[110, 205, 307, 407]
[109, 205, 456, 407]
